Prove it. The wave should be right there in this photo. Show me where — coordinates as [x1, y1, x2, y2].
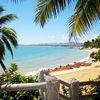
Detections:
[25, 56, 90, 76]
[25, 71, 39, 76]
[78, 56, 90, 62]
[24, 48, 91, 76]
[25, 68, 48, 76]
[77, 50, 91, 62]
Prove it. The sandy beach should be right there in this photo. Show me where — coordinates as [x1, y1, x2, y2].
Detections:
[50, 48, 100, 82]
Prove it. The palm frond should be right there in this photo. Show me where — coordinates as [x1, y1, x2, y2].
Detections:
[69, 0, 100, 40]
[0, 6, 5, 14]
[0, 6, 18, 71]
[0, 14, 18, 25]
[0, 40, 5, 60]
[35, 0, 74, 27]
[2, 35, 14, 58]
[0, 26, 18, 47]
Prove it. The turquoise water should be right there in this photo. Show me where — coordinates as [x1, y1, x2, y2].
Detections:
[0, 46, 90, 74]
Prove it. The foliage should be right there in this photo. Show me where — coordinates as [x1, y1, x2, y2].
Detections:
[62, 85, 68, 96]
[69, 0, 100, 40]
[0, 63, 41, 100]
[90, 50, 100, 62]
[83, 41, 92, 48]
[0, 6, 18, 72]
[0, 6, 18, 60]
[83, 36, 100, 62]
[35, 0, 100, 40]
[83, 36, 100, 48]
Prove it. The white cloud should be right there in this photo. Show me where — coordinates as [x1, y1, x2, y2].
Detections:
[89, 33, 99, 40]
[48, 35, 55, 39]
[59, 34, 69, 43]
[77, 33, 99, 43]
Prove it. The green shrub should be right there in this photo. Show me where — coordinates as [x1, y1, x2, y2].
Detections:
[0, 63, 41, 100]
[90, 50, 100, 62]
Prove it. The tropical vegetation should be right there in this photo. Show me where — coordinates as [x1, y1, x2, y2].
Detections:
[83, 36, 100, 48]
[35, 0, 100, 40]
[83, 36, 100, 62]
[90, 51, 100, 62]
[0, 6, 18, 73]
[0, 63, 41, 100]
[0, 0, 99, 99]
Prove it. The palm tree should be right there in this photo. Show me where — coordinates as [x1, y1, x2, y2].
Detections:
[35, 0, 100, 40]
[0, 6, 18, 73]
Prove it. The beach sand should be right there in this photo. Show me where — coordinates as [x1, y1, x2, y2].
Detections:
[50, 48, 100, 82]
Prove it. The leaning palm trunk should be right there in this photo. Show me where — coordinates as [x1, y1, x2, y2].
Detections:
[0, 59, 8, 73]
[0, 6, 18, 73]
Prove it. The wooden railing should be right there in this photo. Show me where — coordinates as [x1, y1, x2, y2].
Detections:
[79, 80, 100, 99]
[0, 82, 47, 91]
[39, 70, 100, 100]
[0, 69, 100, 100]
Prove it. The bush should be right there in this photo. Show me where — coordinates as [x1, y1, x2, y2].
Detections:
[90, 50, 100, 62]
[0, 63, 41, 100]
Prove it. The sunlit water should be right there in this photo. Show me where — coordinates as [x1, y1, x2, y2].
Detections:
[0, 46, 90, 74]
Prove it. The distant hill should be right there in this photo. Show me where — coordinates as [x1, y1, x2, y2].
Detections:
[28, 42, 83, 47]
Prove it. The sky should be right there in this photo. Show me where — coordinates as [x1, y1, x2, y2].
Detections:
[0, 0, 100, 45]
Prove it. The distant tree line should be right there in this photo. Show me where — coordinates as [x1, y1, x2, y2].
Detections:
[83, 36, 100, 48]
[83, 36, 100, 62]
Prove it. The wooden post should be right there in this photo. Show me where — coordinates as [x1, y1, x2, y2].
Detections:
[39, 69, 49, 100]
[45, 75, 59, 100]
[39, 69, 49, 82]
[68, 78, 79, 100]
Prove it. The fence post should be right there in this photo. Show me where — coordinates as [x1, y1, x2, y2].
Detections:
[39, 69, 49, 100]
[46, 75, 59, 100]
[68, 78, 79, 100]
[39, 69, 49, 82]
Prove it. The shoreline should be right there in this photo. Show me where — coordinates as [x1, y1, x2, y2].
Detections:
[50, 47, 100, 81]
[25, 47, 91, 76]
[26, 47, 100, 82]
[47, 48, 92, 73]
[52, 64, 100, 82]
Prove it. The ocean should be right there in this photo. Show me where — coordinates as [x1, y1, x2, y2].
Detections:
[0, 46, 90, 74]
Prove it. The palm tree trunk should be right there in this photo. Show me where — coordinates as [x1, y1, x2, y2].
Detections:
[0, 59, 8, 73]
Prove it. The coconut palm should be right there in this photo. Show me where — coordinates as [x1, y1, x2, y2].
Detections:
[35, 0, 100, 40]
[0, 6, 18, 73]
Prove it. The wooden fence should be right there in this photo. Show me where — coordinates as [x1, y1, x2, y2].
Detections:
[0, 69, 100, 100]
